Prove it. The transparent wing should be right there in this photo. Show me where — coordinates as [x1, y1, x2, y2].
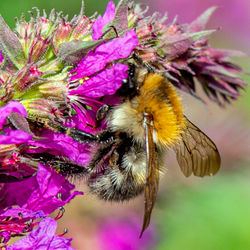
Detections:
[140, 113, 159, 237]
[174, 117, 221, 177]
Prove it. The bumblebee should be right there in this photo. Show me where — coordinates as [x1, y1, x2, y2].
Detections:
[14, 65, 220, 237]
[85, 67, 221, 236]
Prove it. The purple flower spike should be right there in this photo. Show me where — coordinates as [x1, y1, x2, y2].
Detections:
[0, 50, 4, 63]
[68, 30, 138, 128]
[92, 1, 116, 40]
[0, 130, 32, 144]
[70, 30, 138, 81]
[28, 130, 92, 166]
[0, 101, 27, 129]
[8, 217, 74, 250]
[0, 164, 83, 215]
[0, 207, 45, 245]
[1, 207, 45, 219]
[70, 63, 128, 98]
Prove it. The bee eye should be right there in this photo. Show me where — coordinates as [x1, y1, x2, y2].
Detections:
[122, 79, 128, 84]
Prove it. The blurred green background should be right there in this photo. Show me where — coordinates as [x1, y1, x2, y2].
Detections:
[1, 0, 249, 249]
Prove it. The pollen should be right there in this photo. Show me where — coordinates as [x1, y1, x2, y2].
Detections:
[79, 77, 89, 84]
[137, 73, 186, 147]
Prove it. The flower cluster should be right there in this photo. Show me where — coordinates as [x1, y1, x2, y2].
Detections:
[0, 0, 247, 248]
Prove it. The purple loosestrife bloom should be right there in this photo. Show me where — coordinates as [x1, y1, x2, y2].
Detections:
[92, 1, 116, 40]
[0, 101, 32, 144]
[0, 101, 35, 183]
[0, 1, 139, 245]
[0, 50, 4, 63]
[8, 217, 74, 250]
[127, 6, 246, 105]
[0, 208, 44, 245]
[69, 30, 138, 127]
[0, 166, 81, 247]
[0, 0, 247, 247]
[0, 164, 83, 214]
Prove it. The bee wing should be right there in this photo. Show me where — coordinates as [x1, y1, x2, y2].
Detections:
[140, 113, 160, 238]
[174, 117, 221, 177]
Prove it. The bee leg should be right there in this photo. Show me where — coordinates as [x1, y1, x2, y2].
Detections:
[66, 127, 98, 143]
[100, 25, 118, 38]
[27, 117, 98, 143]
[34, 153, 89, 176]
[43, 120, 98, 143]
[131, 52, 155, 72]
[96, 130, 115, 144]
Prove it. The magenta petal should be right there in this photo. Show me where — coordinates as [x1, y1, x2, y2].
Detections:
[0, 231, 10, 244]
[0, 130, 32, 144]
[92, 1, 116, 40]
[8, 217, 74, 250]
[0, 50, 4, 63]
[71, 104, 97, 129]
[0, 208, 44, 219]
[69, 63, 128, 98]
[23, 164, 83, 214]
[94, 30, 138, 61]
[28, 131, 91, 166]
[69, 30, 138, 81]
[0, 164, 83, 215]
[0, 101, 27, 129]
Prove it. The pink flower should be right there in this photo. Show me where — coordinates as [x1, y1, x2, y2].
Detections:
[8, 217, 74, 250]
[68, 30, 138, 127]
[69, 30, 138, 82]
[27, 131, 92, 166]
[0, 50, 4, 63]
[0, 208, 44, 245]
[92, 1, 116, 40]
[0, 101, 28, 129]
[0, 164, 83, 214]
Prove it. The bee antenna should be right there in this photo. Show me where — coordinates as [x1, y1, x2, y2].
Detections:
[109, 25, 118, 38]
[131, 52, 154, 73]
[101, 25, 119, 38]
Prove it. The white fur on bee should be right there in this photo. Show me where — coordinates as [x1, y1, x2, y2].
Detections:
[109, 99, 144, 144]
[109, 99, 160, 146]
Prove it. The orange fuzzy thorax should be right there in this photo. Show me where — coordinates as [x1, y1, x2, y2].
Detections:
[137, 73, 186, 147]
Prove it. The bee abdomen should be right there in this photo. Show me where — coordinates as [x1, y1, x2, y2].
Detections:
[88, 169, 144, 201]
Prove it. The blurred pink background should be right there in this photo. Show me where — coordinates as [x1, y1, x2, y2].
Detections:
[148, 0, 250, 53]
